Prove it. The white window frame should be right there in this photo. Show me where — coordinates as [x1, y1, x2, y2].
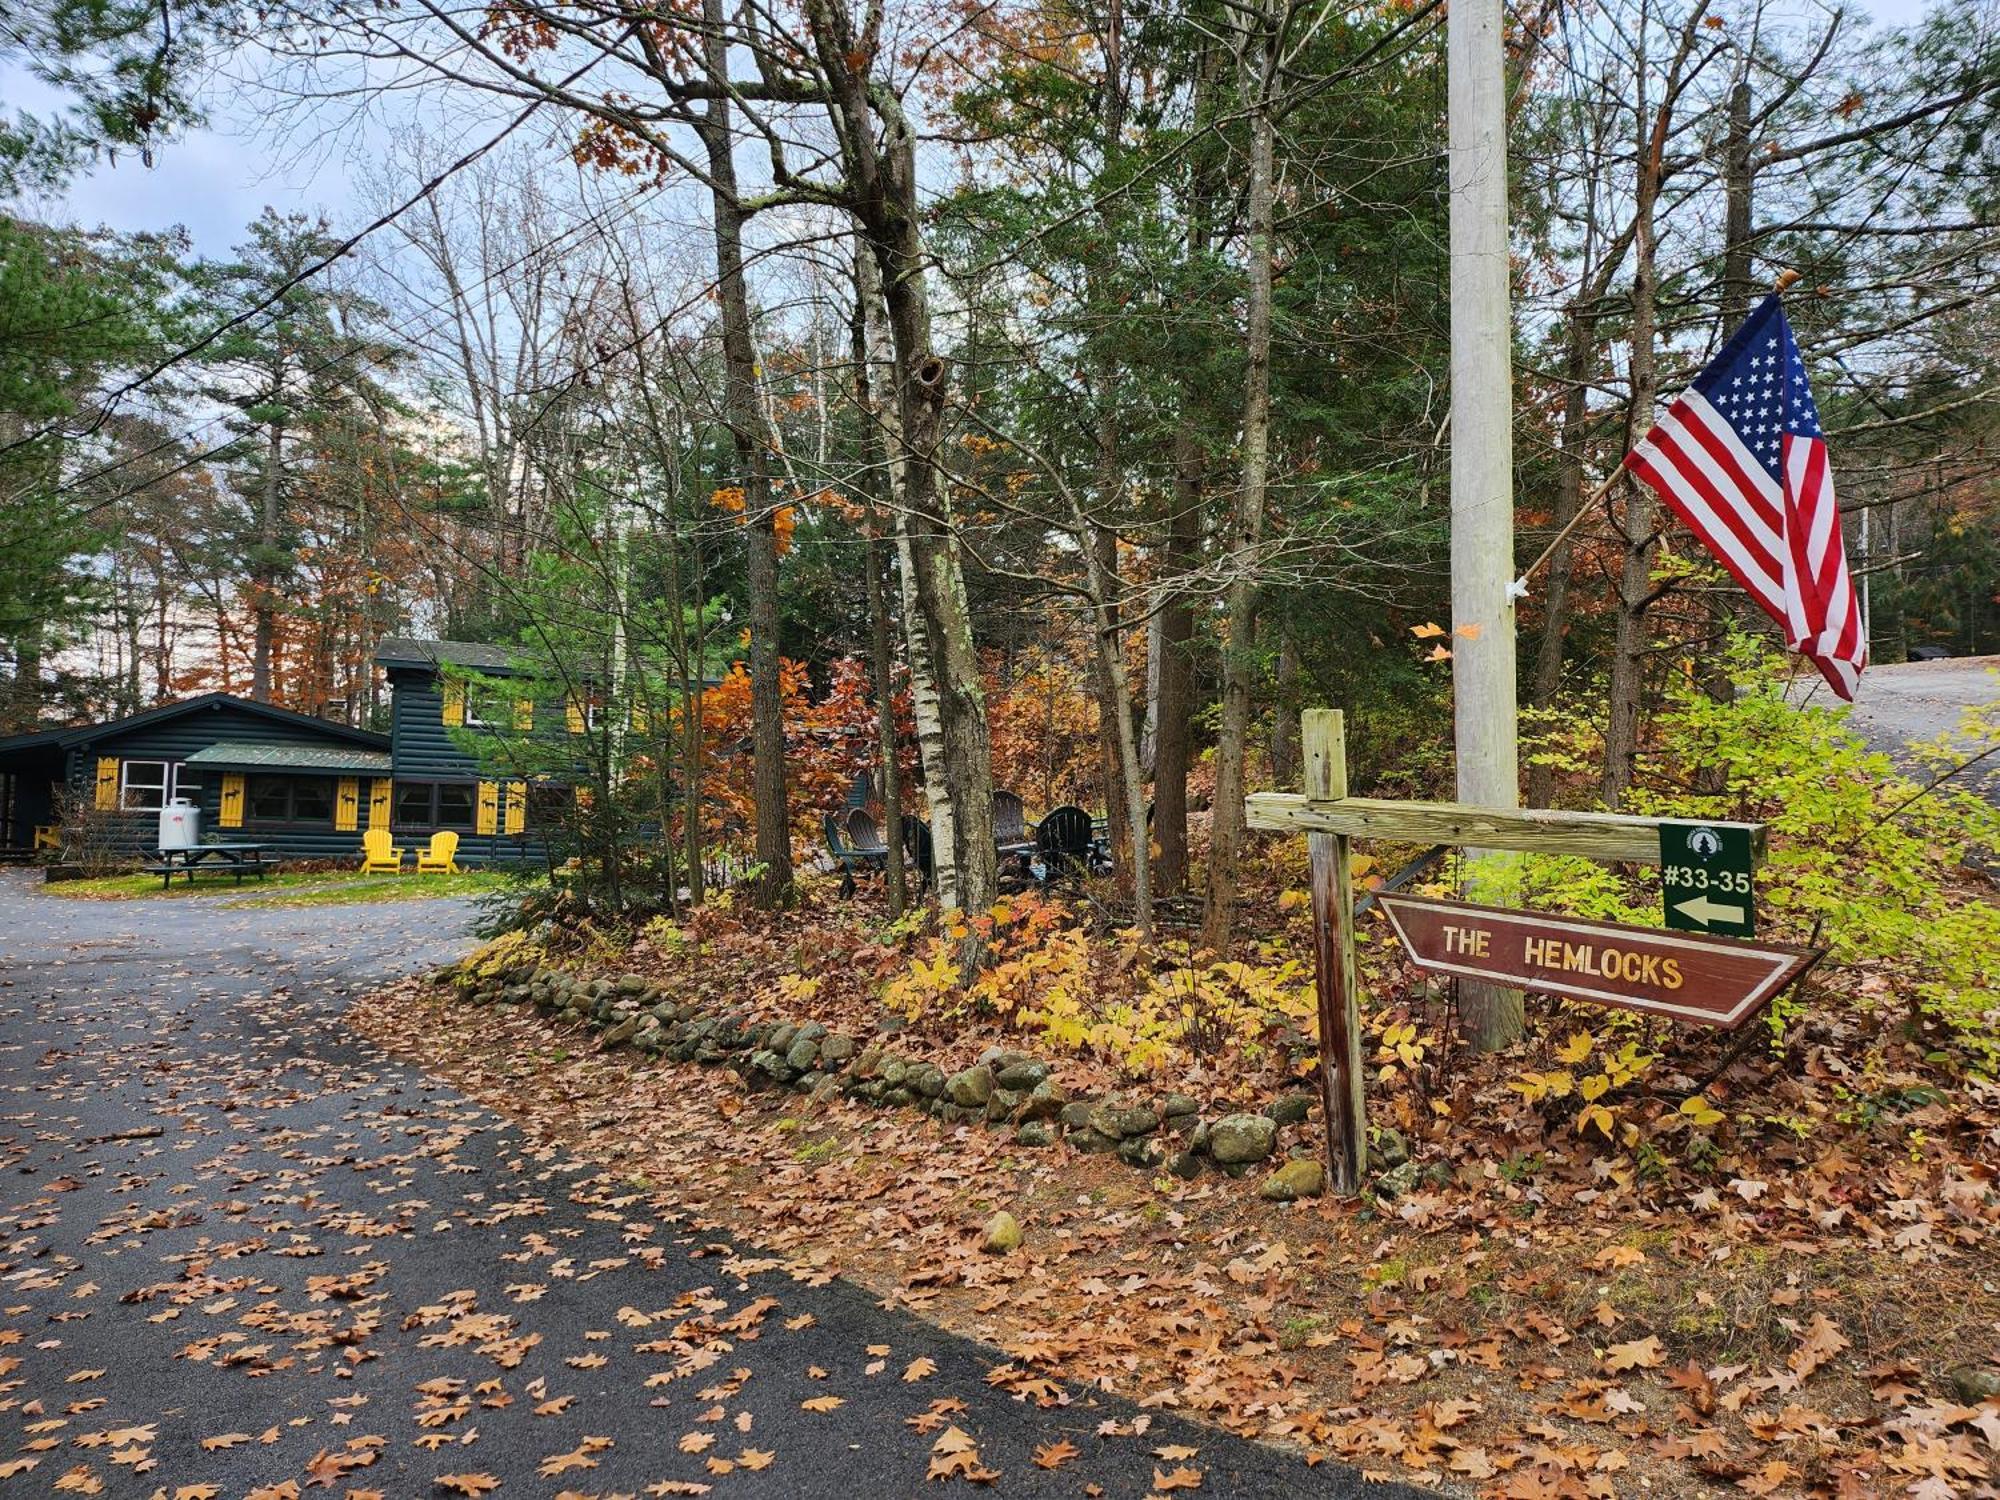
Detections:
[462, 687, 495, 729]
[119, 760, 169, 811]
[585, 699, 606, 731]
[122, 761, 202, 811]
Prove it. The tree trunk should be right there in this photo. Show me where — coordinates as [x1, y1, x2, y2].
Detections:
[251, 418, 282, 703]
[1200, 61, 1276, 955]
[1072, 500, 1152, 936]
[1155, 41, 1214, 899]
[858, 244, 957, 906]
[1697, 72, 1755, 725]
[851, 257, 907, 916]
[1085, 522, 1131, 878]
[697, 0, 792, 905]
[1603, 92, 1666, 810]
[807, 6, 996, 917]
[1526, 322, 1595, 810]
[1720, 78, 1754, 330]
[1153, 445, 1199, 895]
[1270, 627, 1299, 789]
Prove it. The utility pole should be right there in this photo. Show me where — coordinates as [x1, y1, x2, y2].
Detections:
[1447, 0, 1522, 1050]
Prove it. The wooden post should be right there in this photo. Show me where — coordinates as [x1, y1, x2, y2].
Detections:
[1303, 710, 1366, 1195]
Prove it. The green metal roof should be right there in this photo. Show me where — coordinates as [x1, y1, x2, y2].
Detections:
[184, 742, 393, 774]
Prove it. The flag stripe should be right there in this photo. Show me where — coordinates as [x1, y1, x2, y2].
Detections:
[1642, 415, 1784, 589]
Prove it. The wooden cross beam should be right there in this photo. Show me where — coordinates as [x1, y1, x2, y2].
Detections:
[1256, 708, 1768, 1200]
[1248, 793, 1767, 865]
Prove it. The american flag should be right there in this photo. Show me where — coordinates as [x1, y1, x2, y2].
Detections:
[1623, 294, 1866, 700]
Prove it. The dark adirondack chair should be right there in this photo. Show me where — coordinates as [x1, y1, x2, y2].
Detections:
[992, 790, 1027, 847]
[1035, 804, 1095, 880]
[824, 812, 863, 897]
[846, 808, 889, 865]
[903, 818, 935, 892]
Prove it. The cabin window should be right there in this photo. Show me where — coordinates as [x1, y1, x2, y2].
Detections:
[119, 761, 198, 810]
[248, 775, 335, 824]
[437, 783, 476, 827]
[462, 686, 497, 729]
[291, 779, 334, 822]
[394, 781, 478, 830]
[394, 782, 433, 827]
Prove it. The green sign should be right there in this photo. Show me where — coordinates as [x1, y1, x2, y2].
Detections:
[1659, 821, 1756, 937]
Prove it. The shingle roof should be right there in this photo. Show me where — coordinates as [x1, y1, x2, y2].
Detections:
[375, 638, 521, 672]
[0, 693, 390, 756]
[184, 742, 393, 774]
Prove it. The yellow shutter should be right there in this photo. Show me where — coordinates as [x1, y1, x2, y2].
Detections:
[476, 781, 499, 834]
[565, 694, 585, 733]
[220, 773, 245, 828]
[514, 698, 534, 732]
[368, 778, 391, 829]
[630, 702, 650, 734]
[335, 777, 360, 832]
[504, 781, 526, 835]
[441, 678, 465, 727]
[94, 757, 120, 810]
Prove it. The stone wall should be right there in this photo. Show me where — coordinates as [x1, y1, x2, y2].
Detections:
[445, 959, 1424, 1201]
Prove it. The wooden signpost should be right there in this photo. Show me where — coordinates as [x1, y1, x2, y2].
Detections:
[1247, 709, 1815, 1196]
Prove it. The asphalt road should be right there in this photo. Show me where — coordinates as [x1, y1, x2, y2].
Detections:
[0, 874, 1409, 1499]
[1841, 654, 2000, 802]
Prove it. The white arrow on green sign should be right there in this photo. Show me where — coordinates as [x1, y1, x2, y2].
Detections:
[1672, 893, 1748, 929]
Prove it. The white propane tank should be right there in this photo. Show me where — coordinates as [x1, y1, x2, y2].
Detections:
[158, 798, 201, 852]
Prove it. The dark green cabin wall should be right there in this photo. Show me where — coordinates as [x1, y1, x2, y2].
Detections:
[64, 703, 391, 862]
[386, 667, 558, 865]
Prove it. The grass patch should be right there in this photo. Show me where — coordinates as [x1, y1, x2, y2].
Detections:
[233, 871, 515, 908]
[45, 867, 516, 906]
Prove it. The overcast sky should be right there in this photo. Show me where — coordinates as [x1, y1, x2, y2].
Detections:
[3, 0, 1940, 260]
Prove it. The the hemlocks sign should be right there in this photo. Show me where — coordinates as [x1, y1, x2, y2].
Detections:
[1376, 894, 1817, 1030]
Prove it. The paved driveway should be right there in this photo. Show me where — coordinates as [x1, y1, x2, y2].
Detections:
[0, 875, 1399, 1498]
[1841, 655, 2000, 801]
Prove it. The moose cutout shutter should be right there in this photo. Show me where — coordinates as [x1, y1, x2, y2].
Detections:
[94, 758, 119, 810]
[505, 781, 526, 835]
[476, 781, 499, 834]
[368, 778, 392, 829]
[220, 774, 245, 828]
[335, 778, 360, 832]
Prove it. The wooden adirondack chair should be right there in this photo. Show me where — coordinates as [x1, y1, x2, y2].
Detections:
[361, 826, 405, 873]
[415, 830, 461, 874]
[1034, 804, 1096, 880]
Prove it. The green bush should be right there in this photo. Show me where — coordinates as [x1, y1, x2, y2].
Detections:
[1517, 638, 2000, 1068]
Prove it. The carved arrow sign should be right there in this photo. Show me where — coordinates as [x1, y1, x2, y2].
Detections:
[1376, 894, 1819, 1029]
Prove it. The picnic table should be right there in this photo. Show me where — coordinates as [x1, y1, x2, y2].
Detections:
[143, 842, 281, 890]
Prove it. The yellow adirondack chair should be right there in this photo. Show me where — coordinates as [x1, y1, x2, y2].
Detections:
[361, 826, 405, 873]
[414, 830, 461, 875]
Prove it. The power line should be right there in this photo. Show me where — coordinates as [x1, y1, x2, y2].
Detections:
[0, 69, 595, 467]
